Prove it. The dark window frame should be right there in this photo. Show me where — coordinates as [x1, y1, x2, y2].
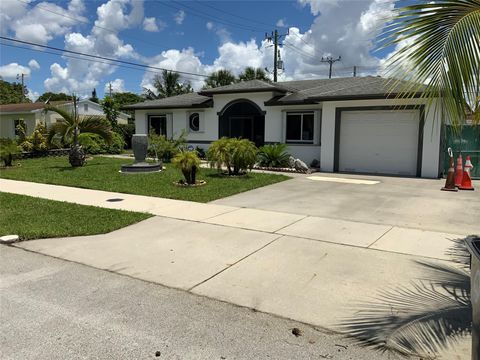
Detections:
[148, 115, 167, 136]
[286, 112, 315, 144]
[14, 119, 25, 137]
[189, 112, 200, 132]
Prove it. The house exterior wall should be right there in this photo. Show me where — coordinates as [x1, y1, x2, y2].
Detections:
[133, 95, 442, 178]
[320, 98, 442, 178]
[0, 113, 37, 138]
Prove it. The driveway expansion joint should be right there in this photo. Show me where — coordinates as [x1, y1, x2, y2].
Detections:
[366, 226, 394, 248]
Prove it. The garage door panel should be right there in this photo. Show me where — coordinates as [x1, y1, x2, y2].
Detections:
[339, 110, 419, 176]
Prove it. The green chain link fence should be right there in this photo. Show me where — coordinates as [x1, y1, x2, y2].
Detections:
[443, 125, 480, 179]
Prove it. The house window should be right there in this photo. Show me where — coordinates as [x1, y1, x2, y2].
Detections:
[148, 115, 167, 135]
[189, 112, 200, 132]
[14, 119, 25, 137]
[83, 103, 88, 112]
[286, 112, 314, 143]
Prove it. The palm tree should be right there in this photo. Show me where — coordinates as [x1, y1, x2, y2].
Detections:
[46, 97, 113, 167]
[143, 70, 193, 100]
[380, 0, 480, 128]
[239, 67, 270, 82]
[203, 69, 236, 89]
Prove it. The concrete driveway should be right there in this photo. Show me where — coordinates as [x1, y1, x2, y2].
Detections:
[212, 173, 480, 235]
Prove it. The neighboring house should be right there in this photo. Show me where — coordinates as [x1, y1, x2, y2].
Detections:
[0, 99, 130, 139]
[125, 76, 444, 178]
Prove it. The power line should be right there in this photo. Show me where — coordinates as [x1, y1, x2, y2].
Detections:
[196, 1, 276, 29]
[14, 0, 164, 51]
[0, 42, 204, 83]
[156, 1, 261, 33]
[321, 56, 342, 79]
[283, 42, 318, 60]
[0, 36, 209, 79]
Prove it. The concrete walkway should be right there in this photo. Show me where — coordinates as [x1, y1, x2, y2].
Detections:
[0, 178, 473, 358]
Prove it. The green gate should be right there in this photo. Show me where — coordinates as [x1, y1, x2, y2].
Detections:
[443, 125, 480, 179]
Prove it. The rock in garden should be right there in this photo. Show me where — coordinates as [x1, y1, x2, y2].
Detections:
[292, 327, 302, 337]
[288, 156, 296, 168]
[294, 159, 309, 172]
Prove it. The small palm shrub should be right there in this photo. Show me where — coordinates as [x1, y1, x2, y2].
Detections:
[257, 143, 290, 168]
[148, 130, 187, 162]
[172, 150, 201, 185]
[0, 138, 21, 166]
[207, 137, 258, 175]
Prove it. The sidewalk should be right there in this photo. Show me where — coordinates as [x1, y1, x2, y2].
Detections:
[1, 179, 472, 358]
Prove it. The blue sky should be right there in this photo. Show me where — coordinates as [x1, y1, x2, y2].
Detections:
[0, 0, 403, 100]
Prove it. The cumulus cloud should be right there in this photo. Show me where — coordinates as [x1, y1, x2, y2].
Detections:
[206, 22, 213, 30]
[0, 63, 31, 80]
[1, 0, 86, 45]
[276, 18, 287, 27]
[27, 90, 40, 102]
[174, 10, 185, 25]
[143, 17, 165, 32]
[28, 59, 40, 70]
[105, 78, 125, 93]
[44, 0, 144, 95]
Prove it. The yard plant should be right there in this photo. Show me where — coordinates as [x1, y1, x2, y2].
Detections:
[46, 97, 113, 167]
[257, 143, 291, 168]
[172, 150, 201, 185]
[0, 138, 20, 167]
[207, 137, 258, 176]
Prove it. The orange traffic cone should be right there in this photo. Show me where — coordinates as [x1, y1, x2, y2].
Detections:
[454, 154, 463, 187]
[459, 155, 474, 190]
[442, 148, 458, 192]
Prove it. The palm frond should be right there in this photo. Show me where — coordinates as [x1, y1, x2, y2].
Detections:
[45, 105, 75, 125]
[78, 116, 113, 143]
[379, 0, 480, 129]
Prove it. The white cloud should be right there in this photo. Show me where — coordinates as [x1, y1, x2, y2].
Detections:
[276, 18, 287, 27]
[28, 59, 40, 70]
[2, 0, 87, 45]
[174, 10, 185, 25]
[105, 78, 125, 94]
[0, 63, 31, 80]
[27, 89, 40, 102]
[206, 22, 213, 30]
[44, 0, 143, 95]
[205, 22, 232, 44]
[143, 17, 165, 32]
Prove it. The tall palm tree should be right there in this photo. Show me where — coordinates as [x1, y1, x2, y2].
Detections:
[46, 97, 113, 167]
[380, 0, 480, 128]
[203, 69, 236, 89]
[144, 70, 193, 99]
[238, 67, 270, 82]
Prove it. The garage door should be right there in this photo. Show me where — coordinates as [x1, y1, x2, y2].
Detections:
[338, 110, 420, 176]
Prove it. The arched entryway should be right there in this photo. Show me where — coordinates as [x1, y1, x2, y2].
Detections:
[218, 99, 265, 146]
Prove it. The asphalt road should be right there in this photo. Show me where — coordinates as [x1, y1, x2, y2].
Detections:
[0, 245, 405, 360]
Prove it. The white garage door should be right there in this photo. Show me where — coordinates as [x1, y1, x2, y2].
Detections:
[339, 110, 420, 176]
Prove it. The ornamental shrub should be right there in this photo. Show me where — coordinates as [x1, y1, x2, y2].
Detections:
[257, 143, 290, 168]
[207, 137, 258, 175]
[172, 150, 201, 185]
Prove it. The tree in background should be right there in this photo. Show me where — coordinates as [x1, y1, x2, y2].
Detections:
[36, 92, 74, 103]
[101, 96, 120, 131]
[89, 88, 99, 103]
[143, 70, 193, 99]
[381, 0, 480, 128]
[203, 69, 236, 89]
[239, 67, 270, 82]
[0, 79, 31, 104]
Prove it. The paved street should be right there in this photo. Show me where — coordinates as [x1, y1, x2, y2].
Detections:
[1, 246, 403, 360]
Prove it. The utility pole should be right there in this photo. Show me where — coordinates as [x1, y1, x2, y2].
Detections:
[109, 82, 113, 97]
[16, 73, 25, 102]
[353, 66, 357, 77]
[265, 29, 288, 82]
[321, 56, 341, 79]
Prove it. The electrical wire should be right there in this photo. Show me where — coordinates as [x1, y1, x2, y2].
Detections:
[0, 36, 209, 78]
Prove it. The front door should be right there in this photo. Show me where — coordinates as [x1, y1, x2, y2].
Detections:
[229, 116, 254, 141]
[149, 115, 167, 135]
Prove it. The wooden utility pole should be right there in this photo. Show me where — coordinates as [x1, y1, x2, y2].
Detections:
[353, 66, 357, 77]
[109, 82, 113, 97]
[321, 56, 341, 79]
[265, 29, 288, 82]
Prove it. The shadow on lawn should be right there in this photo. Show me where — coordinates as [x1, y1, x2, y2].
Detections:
[340, 236, 474, 358]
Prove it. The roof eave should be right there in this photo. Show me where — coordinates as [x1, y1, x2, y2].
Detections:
[199, 88, 283, 96]
[122, 103, 213, 111]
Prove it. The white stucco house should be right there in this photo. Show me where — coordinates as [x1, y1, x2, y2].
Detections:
[0, 99, 130, 139]
[125, 76, 444, 178]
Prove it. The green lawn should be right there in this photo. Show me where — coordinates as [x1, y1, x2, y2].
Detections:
[0, 156, 290, 202]
[0, 192, 152, 240]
